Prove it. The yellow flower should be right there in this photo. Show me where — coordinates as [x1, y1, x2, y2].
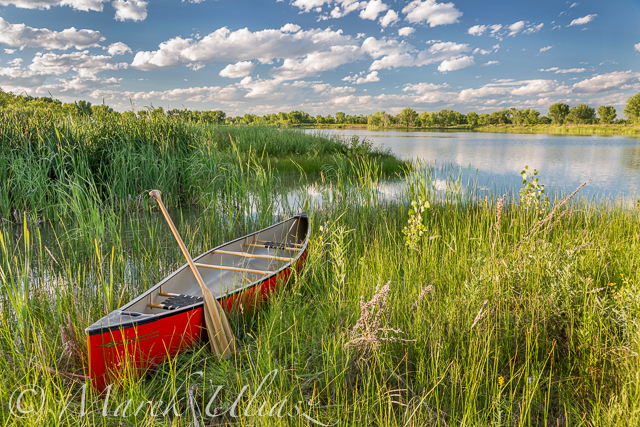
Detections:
[498, 376, 504, 387]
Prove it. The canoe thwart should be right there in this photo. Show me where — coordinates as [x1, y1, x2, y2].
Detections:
[194, 262, 274, 275]
[213, 249, 294, 262]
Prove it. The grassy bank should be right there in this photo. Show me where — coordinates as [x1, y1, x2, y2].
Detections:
[0, 160, 639, 426]
[0, 111, 404, 223]
[362, 124, 640, 135]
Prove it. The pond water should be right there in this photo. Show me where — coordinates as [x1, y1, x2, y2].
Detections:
[309, 129, 640, 202]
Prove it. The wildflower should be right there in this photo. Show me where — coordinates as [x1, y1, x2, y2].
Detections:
[498, 376, 504, 387]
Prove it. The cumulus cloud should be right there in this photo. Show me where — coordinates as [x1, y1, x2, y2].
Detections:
[131, 26, 356, 72]
[29, 51, 128, 77]
[572, 71, 640, 93]
[0, 0, 106, 11]
[482, 60, 499, 66]
[270, 45, 362, 80]
[290, 0, 331, 13]
[469, 22, 540, 40]
[508, 21, 526, 36]
[379, 10, 399, 27]
[468, 25, 487, 36]
[108, 42, 132, 55]
[540, 45, 553, 52]
[113, 0, 148, 21]
[568, 14, 596, 26]
[634, 43, 640, 52]
[402, 0, 462, 27]
[0, 18, 104, 50]
[219, 61, 256, 78]
[359, 0, 388, 20]
[364, 38, 472, 72]
[438, 55, 474, 72]
[342, 70, 380, 83]
[398, 27, 415, 36]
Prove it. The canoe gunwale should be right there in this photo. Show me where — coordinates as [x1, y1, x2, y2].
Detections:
[85, 213, 309, 336]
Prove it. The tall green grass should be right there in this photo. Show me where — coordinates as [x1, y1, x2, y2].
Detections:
[0, 157, 639, 426]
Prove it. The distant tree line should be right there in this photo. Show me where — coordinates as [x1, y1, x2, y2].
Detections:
[2, 87, 640, 127]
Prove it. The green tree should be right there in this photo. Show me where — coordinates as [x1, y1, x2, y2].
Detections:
[466, 111, 479, 126]
[623, 92, 640, 123]
[399, 107, 418, 128]
[597, 105, 616, 124]
[548, 103, 570, 124]
[335, 111, 346, 124]
[75, 100, 92, 116]
[567, 104, 596, 124]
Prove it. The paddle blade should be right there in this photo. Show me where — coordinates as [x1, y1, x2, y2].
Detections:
[202, 288, 233, 358]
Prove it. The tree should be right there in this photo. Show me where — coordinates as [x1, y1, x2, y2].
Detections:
[75, 100, 92, 116]
[567, 104, 595, 124]
[548, 103, 570, 124]
[623, 92, 640, 123]
[597, 105, 616, 124]
[466, 111, 479, 126]
[399, 107, 418, 128]
[335, 111, 346, 124]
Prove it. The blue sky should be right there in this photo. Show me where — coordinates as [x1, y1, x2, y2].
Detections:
[0, 0, 639, 116]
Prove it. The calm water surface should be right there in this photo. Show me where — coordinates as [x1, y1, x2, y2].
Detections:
[310, 129, 640, 200]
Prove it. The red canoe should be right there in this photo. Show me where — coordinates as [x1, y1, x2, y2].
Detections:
[86, 213, 310, 391]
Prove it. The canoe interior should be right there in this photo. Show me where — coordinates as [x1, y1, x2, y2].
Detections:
[86, 214, 309, 335]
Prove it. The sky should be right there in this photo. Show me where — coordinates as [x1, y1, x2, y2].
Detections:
[0, 0, 639, 116]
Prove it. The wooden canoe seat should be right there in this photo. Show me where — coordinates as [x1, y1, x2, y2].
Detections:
[244, 241, 300, 251]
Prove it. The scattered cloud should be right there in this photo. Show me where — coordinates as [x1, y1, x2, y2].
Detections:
[28, 51, 128, 77]
[402, 0, 463, 27]
[568, 14, 597, 26]
[0, 17, 104, 50]
[219, 61, 256, 78]
[398, 27, 415, 36]
[635, 43, 640, 53]
[107, 42, 132, 56]
[379, 10, 399, 27]
[539, 67, 586, 74]
[508, 21, 526, 36]
[572, 71, 640, 93]
[131, 26, 357, 72]
[113, 0, 148, 21]
[359, 0, 388, 21]
[540, 45, 553, 52]
[570, 2, 579, 7]
[468, 21, 540, 40]
[364, 38, 472, 72]
[343, 70, 380, 83]
[0, 0, 106, 12]
[482, 60, 499, 66]
[438, 55, 474, 72]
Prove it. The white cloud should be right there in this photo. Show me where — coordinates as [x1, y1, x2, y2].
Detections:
[291, 0, 331, 13]
[365, 38, 472, 72]
[7, 58, 23, 67]
[270, 45, 362, 80]
[342, 70, 380, 83]
[131, 26, 356, 72]
[635, 43, 640, 53]
[570, 2, 579, 7]
[568, 14, 597, 26]
[572, 71, 640, 93]
[28, 51, 128, 77]
[523, 23, 543, 34]
[508, 21, 526, 36]
[379, 10, 399, 27]
[437, 55, 474, 72]
[113, 0, 148, 21]
[540, 45, 553, 52]
[0, 18, 104, 50]
[4, 49, 16, 54]
[108, 42, 132, 56]
[468, 25, 487, 36]
[539, 67, 586, 74]
[359, 0, 388, 20]
[219, 61, 255, 78]
[402, 0, 462, 27]
[482, 60, 499, 66]
[0, 0, 106, 11]
[398, 27, 415, 36]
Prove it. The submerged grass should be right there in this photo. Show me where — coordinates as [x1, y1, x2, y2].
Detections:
[0, 156, 639, 426]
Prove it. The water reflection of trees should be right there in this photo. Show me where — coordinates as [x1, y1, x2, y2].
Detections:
[621, 147, 640, 171]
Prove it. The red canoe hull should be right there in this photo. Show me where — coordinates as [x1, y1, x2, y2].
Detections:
[88, 250, 307, 391]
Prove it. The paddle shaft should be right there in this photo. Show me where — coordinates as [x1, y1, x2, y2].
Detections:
[149, 190, 235, 357]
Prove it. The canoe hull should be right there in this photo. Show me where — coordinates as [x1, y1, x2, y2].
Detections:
[87, 214, 309, 392]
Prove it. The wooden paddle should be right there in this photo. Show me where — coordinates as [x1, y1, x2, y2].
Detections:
[149, 190, 236, 358]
